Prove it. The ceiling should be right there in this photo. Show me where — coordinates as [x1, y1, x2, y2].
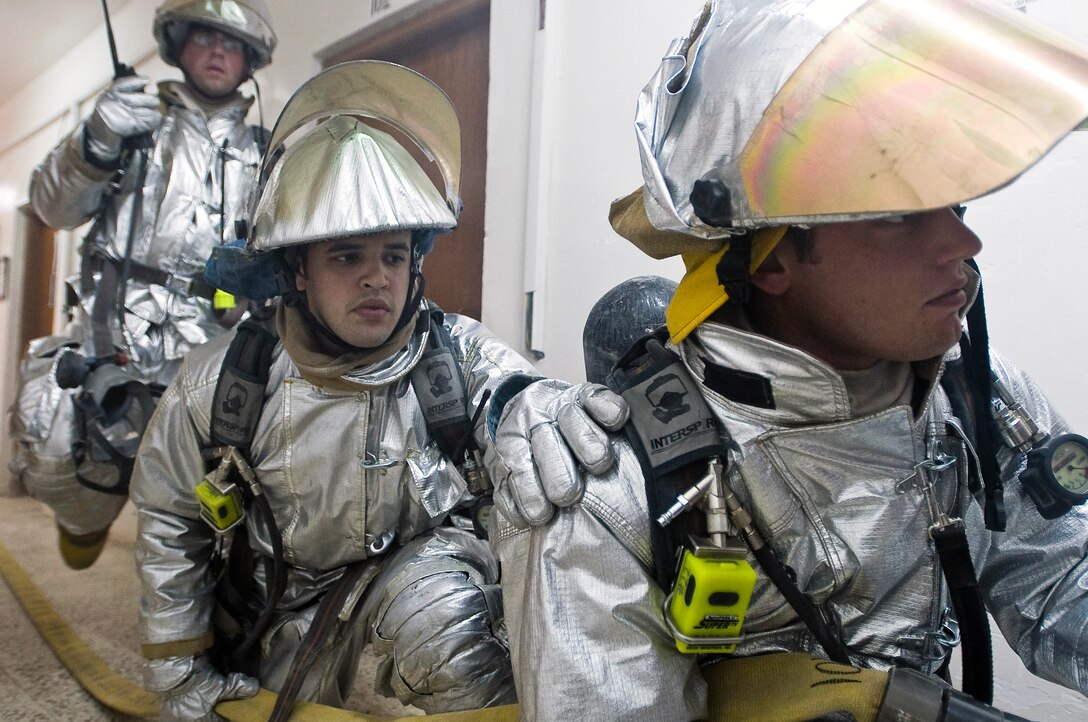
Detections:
[0, 0, 135, 101]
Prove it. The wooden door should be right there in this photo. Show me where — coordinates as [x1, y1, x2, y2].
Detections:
[18, 207, 57, 354]
[324, 0, 490, 319]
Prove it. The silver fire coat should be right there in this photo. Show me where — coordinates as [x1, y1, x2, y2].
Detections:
[494, 315, 1088, 721]
[131, 311, 535, 709]
[28, 80, 263, 384]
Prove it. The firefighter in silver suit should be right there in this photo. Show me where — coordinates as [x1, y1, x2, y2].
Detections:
[130, 61, 626, 721]
[30, 0, 276, 382]
[491, 1, 1088, 719]
[11, 0, 276, 569]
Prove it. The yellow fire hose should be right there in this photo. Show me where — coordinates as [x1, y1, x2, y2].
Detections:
[0, 537, 159, 718]
[702, 651, 886, 722]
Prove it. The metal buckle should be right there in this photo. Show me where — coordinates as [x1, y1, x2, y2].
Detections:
[361, 451, 404, 470]
[897, 617, 960, 661]
[368, 528, 395, 555]
[162, 273, 193, 295]
[897, 453, 958, 494]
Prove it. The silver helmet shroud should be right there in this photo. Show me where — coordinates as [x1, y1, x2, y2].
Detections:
[247, 61, 461, 356]
[204, 61, 461, 307]
[153, 0, 277, 69]
[250, 60, 461, 252]
[633, 0, 1088, 239]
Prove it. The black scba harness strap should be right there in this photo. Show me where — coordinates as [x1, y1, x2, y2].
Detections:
[930, 516, 993, 704]
[608, 330, 852, 664]
[930, 255, 1025, 705]
[210, 314, 277, 450]
[410, 308, 494, 537]
[81, 121, 152, 360]
[411, 310, 480, 461]
[203, 310, 282, 673]
[90, 248, 220, 301]
[608, 331, 722, 586]
[959, 258, 1006, 533]
[938, 356, 997, 705]
[205, 305, 484, 674]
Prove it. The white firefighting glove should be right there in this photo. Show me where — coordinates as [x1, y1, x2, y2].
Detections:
[492, 379, 629, 527]
[146, 655, 259, 722]
[84, 75, 161, 163]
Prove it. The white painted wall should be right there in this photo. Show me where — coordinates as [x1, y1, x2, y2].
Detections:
[0, 1, 1085, 718]
[502, 0, 692, 374]
[969, 3, 1088, 434]
[961, 6, 1088, 712]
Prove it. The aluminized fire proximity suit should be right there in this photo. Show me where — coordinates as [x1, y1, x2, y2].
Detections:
[490, 1, 1088, 719]
[493, 304, 1088, 720]
[133, 307, 531, 712]
[13, 0, 275, 565]
[10, 80, 265, 561]
[27, 79, 264, 383]
[131, 61, 626, 720]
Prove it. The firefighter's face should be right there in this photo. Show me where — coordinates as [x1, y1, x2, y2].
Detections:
[295, 232, 412, 349]
[178, 25, 248, 98]
[748, 209, 981, 370]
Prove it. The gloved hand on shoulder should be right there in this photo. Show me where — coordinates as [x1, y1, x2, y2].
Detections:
[491, 378, 629, 527]
[84, 75, 161, 164]
[145, 655, 258, 721]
